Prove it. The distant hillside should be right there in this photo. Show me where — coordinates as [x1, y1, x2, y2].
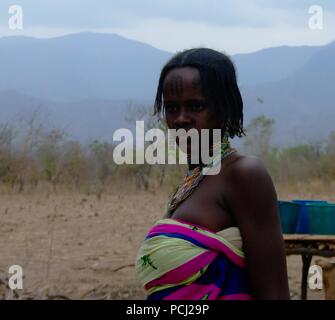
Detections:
[0, 32, 171, 101]
[0, 90, 147, 143]
[242, 41, 335, 144]
[233, 45, 320, 86]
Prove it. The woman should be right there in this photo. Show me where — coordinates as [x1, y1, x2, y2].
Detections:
[135, 48, 290, 300]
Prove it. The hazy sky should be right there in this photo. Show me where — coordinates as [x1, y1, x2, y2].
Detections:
[0, 0, 334, 54]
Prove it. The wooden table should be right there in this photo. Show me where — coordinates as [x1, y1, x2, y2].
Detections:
[284, 234, 335, 300]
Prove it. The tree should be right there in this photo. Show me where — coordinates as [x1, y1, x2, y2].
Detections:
[124, 103, 167, 190]
[60, 141, 87, 189]
[88, 140, 114, 198]
[37, 129, 67, 191]
[243, 115, 275, 158]
[326, 131, 335, 154]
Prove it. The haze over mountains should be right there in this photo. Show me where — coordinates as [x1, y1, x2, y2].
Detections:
[0, 32, 334, 145]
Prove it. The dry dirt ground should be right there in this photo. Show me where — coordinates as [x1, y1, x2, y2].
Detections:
[0, 187, 333, 300]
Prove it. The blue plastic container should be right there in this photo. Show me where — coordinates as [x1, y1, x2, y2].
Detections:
[292, 200, 328, 234]
[306, 203, 335, 235]
[277, 201, 301, 234]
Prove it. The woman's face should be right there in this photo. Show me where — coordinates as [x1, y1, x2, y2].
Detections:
[163, 67, 218, 132]
[163, 67, 220, 154]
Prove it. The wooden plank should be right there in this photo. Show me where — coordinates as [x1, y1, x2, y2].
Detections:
[285, 248, 335, 256]
[283, 234, 335, 242]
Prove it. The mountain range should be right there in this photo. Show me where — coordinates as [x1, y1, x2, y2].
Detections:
[0, 32, 334, 146]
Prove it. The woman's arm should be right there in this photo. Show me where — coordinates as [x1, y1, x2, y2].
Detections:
[224, 156, 290, 299]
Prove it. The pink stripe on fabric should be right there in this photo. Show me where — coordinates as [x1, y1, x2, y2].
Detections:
[218, 294, 253, 300]
[147, 224, 245, 267]
[145, 250, 217, 290]
[163, 283, 221, 300]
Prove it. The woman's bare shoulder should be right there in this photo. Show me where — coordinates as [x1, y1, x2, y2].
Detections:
[220, 153, 277, 207]
[219, 153, 276, 202]
[220, 153, 267, 179]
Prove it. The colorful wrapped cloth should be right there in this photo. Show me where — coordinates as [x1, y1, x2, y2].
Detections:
[135, 218, 252, 300]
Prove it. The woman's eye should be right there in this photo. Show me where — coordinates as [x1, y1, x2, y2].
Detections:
[165, 105, 178, 113]
[191, 104, 206, 112]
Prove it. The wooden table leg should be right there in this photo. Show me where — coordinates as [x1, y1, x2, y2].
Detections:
[301, 254, 312, 300]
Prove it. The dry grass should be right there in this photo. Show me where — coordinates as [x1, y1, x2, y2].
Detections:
[276, 180, 335, 202]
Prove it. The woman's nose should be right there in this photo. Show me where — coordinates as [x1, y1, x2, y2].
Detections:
[174, 108, 192, 128]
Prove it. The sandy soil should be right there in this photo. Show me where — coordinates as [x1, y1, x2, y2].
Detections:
[0, 188, 333, 300]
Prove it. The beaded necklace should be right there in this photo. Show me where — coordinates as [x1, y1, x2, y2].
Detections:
[166, 132, 236, 216]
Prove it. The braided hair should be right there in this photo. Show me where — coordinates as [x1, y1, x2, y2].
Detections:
[154, 48, 245, 138]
